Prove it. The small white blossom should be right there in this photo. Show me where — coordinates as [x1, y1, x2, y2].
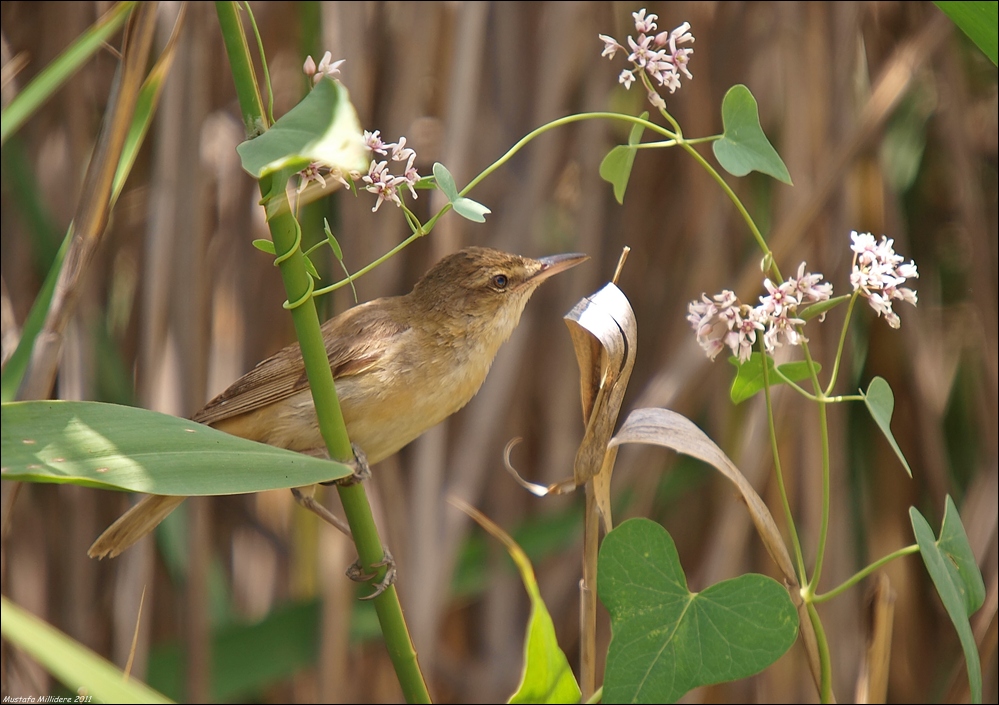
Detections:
[296, 161, 327, 194]
[598, 34, 624, 59]
[619, 69, 636, 89]
[362, 160, 401, 212]
[303, 51, 345, 84]
[632, 8, 658, 34]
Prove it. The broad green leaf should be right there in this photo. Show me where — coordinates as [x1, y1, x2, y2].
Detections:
[1, 594, 172, 703]
[910, 497, 985, 703]
[861, 376, 912, 477]
[599, 519, 797, 703]
[598, 112, 648, 203]
[712, 85, 791, 184]
[934, 1, 998, 65]
[728, 352, 820, 404]
[236, 78, 367, 179]
[1, 401, 350, 495]
[432, 162, 460, 201]
[0, 2, 136, 145]
[452, 196, 492, 223]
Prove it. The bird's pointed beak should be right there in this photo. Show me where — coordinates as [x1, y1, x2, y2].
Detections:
[531, 252, 589, 284]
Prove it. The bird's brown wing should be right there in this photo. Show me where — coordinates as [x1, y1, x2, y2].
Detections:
[191, 298, 409, 426]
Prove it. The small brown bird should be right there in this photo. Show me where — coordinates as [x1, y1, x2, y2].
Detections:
[89, 246, 587, 558]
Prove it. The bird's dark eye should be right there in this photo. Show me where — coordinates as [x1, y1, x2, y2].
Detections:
[492, 274, 508, 290]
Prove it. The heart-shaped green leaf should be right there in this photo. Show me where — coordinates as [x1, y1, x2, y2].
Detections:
[712, 85, 791, 184]
[861, 376, 912, 477]
[599, 518, 797, 703]
[910, 496, 986, 703]
[236, 78, 367, 179]
[1, 400, 350, 495]
[599, 112, 648, 204]
[728, 352, 820, 404]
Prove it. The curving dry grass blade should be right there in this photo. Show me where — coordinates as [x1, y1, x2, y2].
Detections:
[609, 406, 797, 585]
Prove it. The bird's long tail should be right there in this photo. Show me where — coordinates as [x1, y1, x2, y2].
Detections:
[88, 495, 186, 559]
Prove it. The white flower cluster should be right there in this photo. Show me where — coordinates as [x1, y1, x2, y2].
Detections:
[687, 264, 832, 362]
[849, 231, 918, 329]
[598, 9, 694, 108]
[688, 232, 919, 363]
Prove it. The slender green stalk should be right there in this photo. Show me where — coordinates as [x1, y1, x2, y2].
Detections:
[814, 544, 919, 603]
[318, 111, 676, 294]
[760, 340, 807, 584]
[802, 342, 831, 601]
[824, 291, 860, 396]
[216, 4, 430, 701]
[806, 602, 833, 703]
[675, 139, 779, 280]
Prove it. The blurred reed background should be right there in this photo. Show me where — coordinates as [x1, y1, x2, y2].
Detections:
[1, 2, 996, 702]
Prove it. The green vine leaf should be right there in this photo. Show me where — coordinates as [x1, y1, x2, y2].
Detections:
[432, 162, 459, 201]
[861, 376, 912, 477]
[712, 85, 791, 184]
[432, 162, 491, 222]
[236, 78, 367, 180]
[799, 294, 850, 321]
[728, 352, 820, 404]
[599, 518, 798, 703]
[451, 197, 491, 223]
[910, 496, 986, 703]
[251, 238, 276, 255]
[598, 112, 648, 204]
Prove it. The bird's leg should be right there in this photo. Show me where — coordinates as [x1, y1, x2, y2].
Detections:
[291, 486, 353, 537]
[312, 443, 397, 599]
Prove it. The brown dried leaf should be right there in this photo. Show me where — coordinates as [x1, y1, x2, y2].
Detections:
[564, 282, 636, 523]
